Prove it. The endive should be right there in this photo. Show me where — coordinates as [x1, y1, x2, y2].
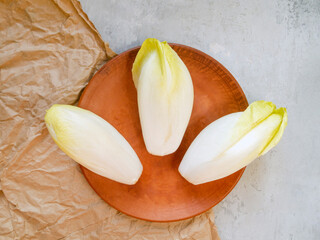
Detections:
[45, 104, 143, 185]
[132, 38, 194, 156]
[179, 101, 287, 185]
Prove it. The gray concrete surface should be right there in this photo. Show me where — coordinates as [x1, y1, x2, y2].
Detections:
[79, 0, 320, 239]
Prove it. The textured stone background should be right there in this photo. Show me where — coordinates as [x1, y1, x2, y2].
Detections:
[79, 0, 320, 239]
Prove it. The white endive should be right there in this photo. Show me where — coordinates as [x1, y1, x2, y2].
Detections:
[179, 101, 287, 185]
[132, 38, 194, 156]
[45, 104, 143, 185]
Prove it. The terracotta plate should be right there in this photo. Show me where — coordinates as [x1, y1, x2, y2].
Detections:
[78, 44, 248, 222]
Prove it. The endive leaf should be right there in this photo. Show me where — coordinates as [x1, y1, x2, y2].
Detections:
[232, 101, 276, 142]
[132, 38, 194, 156]
[179, 101, 287, 185]
[45, 104, 143, 185]
[260, 107, 288, 155]
[132, 38, 163, 88]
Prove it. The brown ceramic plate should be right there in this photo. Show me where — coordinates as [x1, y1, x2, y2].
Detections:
[78, 43, 248, 222]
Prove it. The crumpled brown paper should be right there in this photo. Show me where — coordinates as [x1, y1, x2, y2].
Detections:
[0, 0, 220, 239]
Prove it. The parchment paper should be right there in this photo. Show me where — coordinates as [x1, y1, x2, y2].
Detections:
[0, 0, 220, 239]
